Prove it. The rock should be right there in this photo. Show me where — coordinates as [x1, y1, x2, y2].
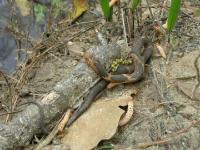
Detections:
[167, 50, 200, 79]
[178, 105, 197, 117]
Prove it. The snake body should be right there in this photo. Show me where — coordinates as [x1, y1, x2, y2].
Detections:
[66, 38, 153, 127]
[93, 39, 153, 83]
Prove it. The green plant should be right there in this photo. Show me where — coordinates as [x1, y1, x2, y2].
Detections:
[51, 0, 61, 7]
[34, 4, 46, 23]
[100, 0, 113, 21]
[51, 0, 62, 17]
[167, 0, 181, 32]
[34, 0, 62, 23]
[96, 142, 114, 150]
[100, 0, 181, 32]
[131, 0, 141, 11]
[194, 9, 200, 17]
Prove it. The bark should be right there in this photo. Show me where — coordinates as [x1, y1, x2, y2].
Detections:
[0, 43, 121, 149]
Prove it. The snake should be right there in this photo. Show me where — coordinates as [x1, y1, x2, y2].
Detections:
[66, 38, 153, 127]
[88, 38, 153, 83]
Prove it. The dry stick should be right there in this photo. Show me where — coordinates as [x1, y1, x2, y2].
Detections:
[145, 0, 155, 20]
[126, 14, 131, 42]
[0, 39, 119, 149]
[48, 52, 63, 62]
[160, 0, 168, 18]
[35, 32, 112, 147]
[0, 70, 12, 100]
[151, 60, 176, 115]
[34, 112, 64, 150]
[121, 8, 128, 46]
[6, 25, 34, 45]
[135, 7, 140, 30]
[128, 8, 134, 40]
[138, 120, 200, 148]
[71, 19, 102, 27]
[151, 60, 164, 101]
[9, 43, 49, 115]
[58, 109, 72, 133]
[0, 110, 23, 116]
[6, 23, 99, 122]
[109, 0, 118, 7]
[192, 54, 200, 100]
[66, 50, 102, 109]
[36, 97, 132, 149]
[6, 59, 38, 122]
[0, 72, 13, 112]
[139, 1, 142, 25]
[35, 110, 72, 150]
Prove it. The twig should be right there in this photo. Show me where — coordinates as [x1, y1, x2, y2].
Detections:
[145, 0, 155, 20]
[58, 109, 72, 133]
[151, 60, 164, 101]
[6, 23, 99, 122]
[138, 120, 200, 148]
[0, 70, 13, 116]
[73, 19, 102, 26]
[160, 0, 168, 18]
[139, 2, 142, 26]
[0, 70, 12, 100]
[0, 110, 22, 116]
[192, 53, 200, 99]
[48, 52, 63, 62]
[135, 8, 140, 29]
[34, 111, 71, 150]
[126, 13, 131, 41]
[65, 23, 101, 42]
[121, 8, 128, 45]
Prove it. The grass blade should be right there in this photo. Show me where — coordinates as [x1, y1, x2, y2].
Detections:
[100, 0, 113, 21]
[131, 0, 141, 11]
[167, 0, 181, 32]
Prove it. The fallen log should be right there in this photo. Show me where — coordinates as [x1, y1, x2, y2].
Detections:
[0, 41, 121, 149]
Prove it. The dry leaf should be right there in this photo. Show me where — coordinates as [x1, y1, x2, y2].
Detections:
[15, 0, 31, 16]
[177, 81, 200, 101]
[62, 96, 132, 150]
[58, 0, 88, 24]
[162, 21, 167, 29]
[70, 0, 88, 21]
[167, 50, 199, 79]
[118, 100, 134, 126]
[155, 43, 166, 59]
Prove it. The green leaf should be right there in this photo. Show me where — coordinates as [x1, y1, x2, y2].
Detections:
[34, 4, 46, 23]
[96, 143, 114, 150]
[51, 0, 60, 7]
[167, 0, 181, 32]
[100, 0, 113, 21]
[194, 9, 200, 17]
[109, 6, 113, 21]
[131, 0, 141, 11]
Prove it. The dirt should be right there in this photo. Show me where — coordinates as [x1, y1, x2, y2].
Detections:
[0, 0, 200, 149]
[109, 7, 200, 149]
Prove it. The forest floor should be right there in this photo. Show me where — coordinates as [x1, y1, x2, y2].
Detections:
[0, 0, 200, 149]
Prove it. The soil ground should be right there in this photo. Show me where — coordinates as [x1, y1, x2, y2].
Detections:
[0, 0, 200, 149]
